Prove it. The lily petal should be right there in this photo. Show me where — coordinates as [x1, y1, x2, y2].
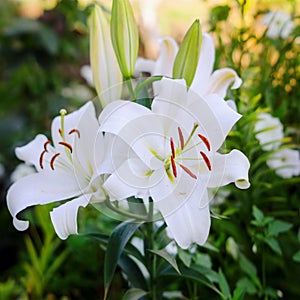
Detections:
[157, 190, 211, 249]
[152, 77, 188, 113]
[207, 150, 250, 189]
[207, 68, 242, 98]
[187, 92, 241, 151]
[99, 100, 152, 135]
[50, 194, 91, 239]
[51, 101, 95, 149]
[153, 37, 179, 77]
[103, 160, 150, 201]
[7, 170, 81, 231]
[190, 32, 215, 93]
[134, 37, 178, 78]
[135, 57, 155, 76]
[15, 134, 50, 171]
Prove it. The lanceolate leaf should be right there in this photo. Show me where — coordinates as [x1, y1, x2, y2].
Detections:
[122, 288, 148, 300]
[104, 221, 142, 296]
[149, 249, 181, 274]
[218, 268, 231, 299]
[119, 254, 148, 290]
[267, 220, 292, 237]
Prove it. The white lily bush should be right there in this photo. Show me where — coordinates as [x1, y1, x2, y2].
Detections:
[2, 0, 300, 299]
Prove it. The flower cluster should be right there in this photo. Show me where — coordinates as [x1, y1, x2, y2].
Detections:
[6, 0, 250, 249]
[254, 112, 300, 178]
[261, 10, 295, 39]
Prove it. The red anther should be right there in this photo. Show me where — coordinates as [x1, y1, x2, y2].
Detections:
[43, 140, 51, 152]
[200, 151, 212, 171]
[179, 163, 197, 179]
[59, 141, 73, 153]
[39, 150, 47, 169]
[171, 155, 177, 178]
[170, 137, 175, 158]
[50, 153, 60, 170]
[68, 128, 81, 138]
[178, 127, 185, 149]
[198, 134, 211, 151]
[58, 128, 63, 137]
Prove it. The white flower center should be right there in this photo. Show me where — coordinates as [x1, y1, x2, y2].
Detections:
[149, 123, 212, 183]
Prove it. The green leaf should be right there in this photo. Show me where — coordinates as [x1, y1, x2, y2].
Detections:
[122, 288, 148, 300]
[265, 237, 282, 255]
[232, 286, 246, 300]
[39, 27, 58, 55]
[252, 205, 264, 223]
[210, 5, 231, 22]
[238, 253, 257, 277]
[162, 267, 223, 297]
[218, 269, 231, 299]
[119, 254, 148, 290]
[127, 197, 147, 216]
[172, 19, 202, 88]
[135, 76, 163, 99]
[85, 233, 109, 244]
[292, 250, 300, 262]
[267, 220, 293, 237]
[178, 248, 192, 268]
[104, 221, 142, 296]
[236, 277, 257, 295]
[148, 249, 181, 274]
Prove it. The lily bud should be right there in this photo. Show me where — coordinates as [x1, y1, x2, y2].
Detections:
[89, 5, 122, 107]
[172, 19, 202, 88]
[110, 0, 139, 79]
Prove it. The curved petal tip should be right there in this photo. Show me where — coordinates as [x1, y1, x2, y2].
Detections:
[13, 218, 29, 231]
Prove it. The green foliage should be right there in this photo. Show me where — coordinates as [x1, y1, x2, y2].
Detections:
[104, 221, 142, 299]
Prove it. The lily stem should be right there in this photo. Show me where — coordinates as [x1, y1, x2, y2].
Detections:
[104, 199, 148, 221]
[145, 198, 157, 300]
[126, 77, 136, 101]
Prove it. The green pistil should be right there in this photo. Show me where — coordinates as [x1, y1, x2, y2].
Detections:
[60, 109, 67, 141]
[166, 166, 174, 183]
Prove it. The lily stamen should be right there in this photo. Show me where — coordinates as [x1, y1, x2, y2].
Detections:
[50, 153, 61, 170]
[179, 163, 197, 179]
[171, 155, 177, 177]
[200, 151, 212, 171]
[178, 127, 185, 149]
[170, 137, 176, 158]
[198, 134, 211, 151]
[39, 150, 47, 169]
[43, 140, 51, 152]
[68, 129, 81, 138]
[59, 141, 73, 153]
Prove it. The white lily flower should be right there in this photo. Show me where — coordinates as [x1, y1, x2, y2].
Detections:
[99, 77, 250, 248]
[135, 37, 178, 78]
[267, 148, 300, 178]
[10, 163, 36, 183]
[135, 33, 241, 98]
[89, 5, 122, 107]
[254, 112, 284, 151]
[7, 102, 108, 239]
[262, 10, 295, 39]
